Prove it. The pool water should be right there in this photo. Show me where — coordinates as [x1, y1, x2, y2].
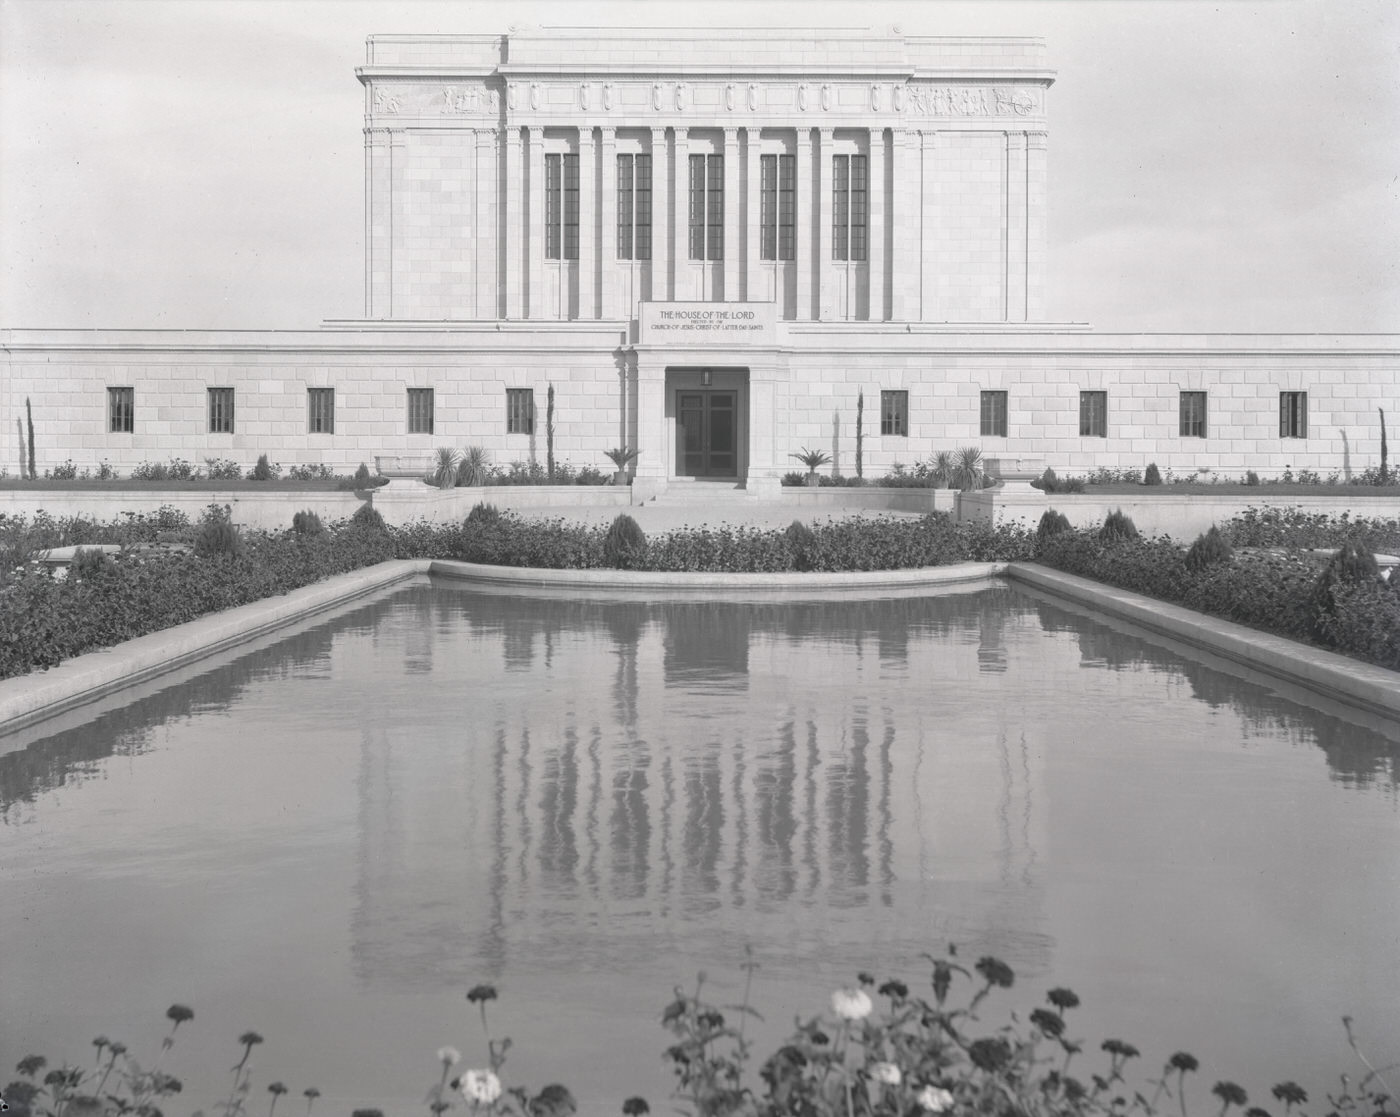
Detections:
[2, 579, 1397, 1113]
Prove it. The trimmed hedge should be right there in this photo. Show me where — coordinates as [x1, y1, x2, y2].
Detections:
[1036, 531, 1400, 670]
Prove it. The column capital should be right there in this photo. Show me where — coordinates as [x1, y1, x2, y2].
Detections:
[723, 126, 739, 142]
[599, 126, 617, 143]
[649, 125, 666, 141]
[1027, 130, 1049, 151]
[818, 126, 835, 142]
[388, 131, 408, 149]
[673, 125, 689, 142]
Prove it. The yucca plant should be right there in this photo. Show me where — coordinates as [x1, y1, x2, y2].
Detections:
[455, 446, 491, 487]
[952, 445, 984, 491]
[433, 447, 461, 489]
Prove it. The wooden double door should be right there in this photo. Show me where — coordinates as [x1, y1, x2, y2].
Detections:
[676, 390, 737, 478]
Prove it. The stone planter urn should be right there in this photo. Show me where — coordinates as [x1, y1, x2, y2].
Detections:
[805, 473, 821, 488]
[984, 454, 1046, 493]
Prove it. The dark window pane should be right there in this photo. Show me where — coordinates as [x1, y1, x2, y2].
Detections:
[833, 154, 849, 261]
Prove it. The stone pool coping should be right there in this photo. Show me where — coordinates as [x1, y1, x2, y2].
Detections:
[2, 557, 1396, 735]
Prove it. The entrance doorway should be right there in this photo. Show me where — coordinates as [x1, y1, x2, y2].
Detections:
[676, 390, 737, 478]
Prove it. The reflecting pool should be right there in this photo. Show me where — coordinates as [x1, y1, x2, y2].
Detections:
[2, 579, 1397, 1113]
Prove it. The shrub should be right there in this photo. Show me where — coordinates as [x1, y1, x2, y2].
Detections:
[354, 462, 372, 486]
[47, 459, 79, 481]
[780, 471, 807, 487]
[1035, 509, 1073, 544]
[1144, 462, 1163, 486]
[1100, 508, 1140, 542]
[465, 502, 502, 527]
[204, 457, 244, 481]
[1184, 525, 1234, 571]
[193, 508, 244, 558]
[286, 463, 334, 481]
[603, 514, 648, 569]
[350, 503, 386, 532]
[1245, 469, 1260, 486]
[249, 454, 277, 482]
[1034, 467, 1058, 491]
[952, 445, 984, 491]
[69, 546, 110, 577]
[292, 510, 325, 536]
[784, 519, 816, 571]
[433, 447, 460, 489]
[456, 446, 491, 487]
[575, 466, 608, 485]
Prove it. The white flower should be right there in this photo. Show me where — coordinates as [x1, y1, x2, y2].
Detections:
[831, 987, 873, 1020]
[460, 1069, 502, 1106]
[437, 1046, 461, 1067]
[917, 1085, 955, 1113]
[870, 1062, 902, 1086]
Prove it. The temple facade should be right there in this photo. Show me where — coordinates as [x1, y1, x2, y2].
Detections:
[1, 28, 1395, 490]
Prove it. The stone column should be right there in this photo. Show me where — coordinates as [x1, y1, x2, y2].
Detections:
[600, 127, 618, 318]
[365, 128, 391, 318]
[816, 128, 834, 320]
[1026, 130, 1048, 322]
[1005, 131, 1028, 322]
[867, 127, 886, 322]
[672, 127, 691, 300]
[890, 128, 919, 322]
[504, 127, 524, 318]
[632, 352, 668, 500]
[578, 126, 596, 319]
[723, 127, 740, 301]
[651, 127, 670, 302]
[527, 128, 546, 319]
[743, 129, 761, 303]
[389, 130, 407, 317]
[794, 127, 813, 320]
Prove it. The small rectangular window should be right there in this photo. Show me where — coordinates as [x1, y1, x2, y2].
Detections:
[1079, 391, 1107, 437]
[506, 388, 534, 435]
[617, 154, 652, 261]
[308, 387, 335, 434]
[634, 153, 652, 261]
[759, 154, 795, 263]
[880, 390, 908, 437]
[1180, 391, 1208, 438]
[1280, 391, 1307, 438]
[980, 390, 1008, 438]
[407, 388, 434, 435]
[208, 387, 235, 434]
[108, 387, 134, 433]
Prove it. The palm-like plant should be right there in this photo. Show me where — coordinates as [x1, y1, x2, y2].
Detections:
[432, 447, 461, 489]
[790, 447, 832, 480]
[929, 450, 955, 488]
[455, 446, 491, 487]
[952, 445, 984, 491]
[604, 447, 641, 470]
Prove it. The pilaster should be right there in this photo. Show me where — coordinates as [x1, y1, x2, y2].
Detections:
[723, 127, 740, 301]
[890, 129, 918, 322]
[817, 128, 834, 321]
[868, 128, 886, 322]
[1027, 130, 1048, 322]
[651, 128, 670, 302]
[743, 129, 761, 302]
[365, 128, 391, 318]
[1005, 130, 1029, 323]
[794, 127, 813, 320]
[919, 130, 938, 322]
[673, 127, 692, 300]
[389, 131, 407, 318]
[504, 127, 524, 318]
[578, 126, 596, 319]
[527, 128, 545, 319]
[600, 127, 618, 318]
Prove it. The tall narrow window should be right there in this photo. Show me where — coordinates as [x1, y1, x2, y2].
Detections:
[506, 388, 535, 435]
[880, 390, 908, 437]
[980, 391, 1008, 437]
[688, 154, 724, 260]
[832, 154, 868, 261]
[1280, 391, 1307, 438]
[617, 154, 652, 260]
[407, 388, 434, 435]
[760, 154, 796, 262]
[1179, 391, 1208, 438]
[544, 153, 579, 261]
[307, 388, 335, 434]
[1079, 391, 1107, 437]
[108, 387, 134, 433]
[208, 387, 235, 434]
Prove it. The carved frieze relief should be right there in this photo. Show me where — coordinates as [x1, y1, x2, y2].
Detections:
[901, 84, 1043, 118]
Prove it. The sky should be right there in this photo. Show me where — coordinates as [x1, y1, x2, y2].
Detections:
[1, 0, 1397, 333]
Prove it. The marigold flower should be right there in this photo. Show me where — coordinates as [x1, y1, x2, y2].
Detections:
[1169, 1052, 1199, 1074]
[460, 1069, 502, 1106]
[831, 987, 873, 1020]
[916, 1085, 955, 1112]
[1046, 988, 1079, 1011]
[1030, 1008, 1065, 1038]
[1213, 1082, 1248, 1109]
[166, 1005, 195, 1028]
[877, 979, 908, 1000]
[1271, 1083, 1308, 1108]
[466, 985, 498, 1004]
[622, 1099, 650, 1116]
[869, 1062, 902, 1086]
[974, 956, 1014, 989]
[437, 1047, 461, 1068]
